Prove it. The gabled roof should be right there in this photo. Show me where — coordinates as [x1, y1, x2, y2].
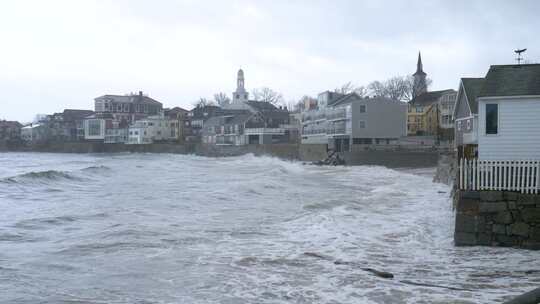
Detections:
[246, 100, 280, 111]
[203, 113, 253, 129]
[0, 121, 22, 128]
[409, 89, 456, 106]
[479, 64, 540, 97]
[329, 93, 363, 106]
[461, 78, 484, 114]
[62, 109, 95, 121]
[95, 94, 162, 105]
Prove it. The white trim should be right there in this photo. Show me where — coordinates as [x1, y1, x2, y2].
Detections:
[453, 80, 473, 118]
[455, 115, 474, 122]
[478, 95, 540, 101]
[484, 102, 500, 136]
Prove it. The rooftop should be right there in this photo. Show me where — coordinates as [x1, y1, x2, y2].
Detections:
[479, 64, 540, 97]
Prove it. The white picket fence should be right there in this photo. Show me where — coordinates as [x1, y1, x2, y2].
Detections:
[458, 159, 540, 194]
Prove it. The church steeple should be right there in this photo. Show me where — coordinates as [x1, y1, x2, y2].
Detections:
[232, 68, 249, 103]
[413, 52, 427, 97]
[237, 69, 245, 91]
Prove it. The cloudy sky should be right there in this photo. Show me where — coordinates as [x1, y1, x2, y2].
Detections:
[1, 0, 539, 121]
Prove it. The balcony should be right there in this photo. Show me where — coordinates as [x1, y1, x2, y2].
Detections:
[244, 128, 285, 135]
[326, 108, 347, 121]
[463, 131, 478, 144]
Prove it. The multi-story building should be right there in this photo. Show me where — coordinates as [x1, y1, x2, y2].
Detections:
[407, 52, 457, 138]
[47, 109, 94, 142]
[164, 107, 189, 143]
[407, 89, 456, 137]
[200, 69, 290, 145]
[127, 114, 177, 144]
[21, 123, 50, 143]
[85, 91, 163, 143]
[301, 91, 407, 152]
[93, 91, 162, 124]
[0, 120, 22, 141]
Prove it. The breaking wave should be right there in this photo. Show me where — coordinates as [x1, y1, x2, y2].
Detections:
[1, 170, 81, 184]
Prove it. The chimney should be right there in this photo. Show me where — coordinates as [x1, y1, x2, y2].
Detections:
[139, 91, 143, 96]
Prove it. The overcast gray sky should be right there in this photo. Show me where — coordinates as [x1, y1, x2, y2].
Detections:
[1, 0, 539, 121]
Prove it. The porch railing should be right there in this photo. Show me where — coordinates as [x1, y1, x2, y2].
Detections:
[459, 159, 540, 194]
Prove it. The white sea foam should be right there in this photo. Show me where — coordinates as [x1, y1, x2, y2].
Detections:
[0, 152, 538, 303]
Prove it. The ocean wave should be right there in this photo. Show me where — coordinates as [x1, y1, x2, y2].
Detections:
[80, 165, 111, 172]
[0, 170, 83, 185]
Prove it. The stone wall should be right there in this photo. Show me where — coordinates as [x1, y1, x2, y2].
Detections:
[455, 190, 540, 249]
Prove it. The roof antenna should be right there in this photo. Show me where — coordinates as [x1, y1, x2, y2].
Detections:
[514, 48, 527, 64]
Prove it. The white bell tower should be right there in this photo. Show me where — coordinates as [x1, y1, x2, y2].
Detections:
[232, 69, 249, 103]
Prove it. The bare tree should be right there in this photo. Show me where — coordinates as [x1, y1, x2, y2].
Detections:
[384, 76, 411, 101]
[367, 81, 387, 98]
[213, 92, 231, 107]
[192, 97, 214, 108]
[251, 87, 284, 105]
[407, 75, 433, 100]
[334, 82, 368, 97]
[368, 76, 432, 101]
[334, 81, 356, 94]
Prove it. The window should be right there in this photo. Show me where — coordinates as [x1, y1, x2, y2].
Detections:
[353, 138, 372, 144]
[457, 121, 462, 131]
[485, 104, 498, 134]
[466, 120, 471, 130]
[359, 120, 366, 128]
[360, 105, 366, 113]
[87, 120, 102, 136]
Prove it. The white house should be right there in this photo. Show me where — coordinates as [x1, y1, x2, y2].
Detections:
[475, 64, 540, 160]
[127, 114, 176, 144]
[21, 124, 49, 143]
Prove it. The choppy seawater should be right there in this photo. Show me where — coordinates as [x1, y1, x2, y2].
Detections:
[0, 152, 539, 304]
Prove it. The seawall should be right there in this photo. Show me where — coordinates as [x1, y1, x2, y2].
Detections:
[1, 142, 440, 168]
[454, 190, 540, 249]
[343, 150, 439, 168]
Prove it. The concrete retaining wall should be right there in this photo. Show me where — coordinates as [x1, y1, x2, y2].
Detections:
[298, 144, 327, 161]
[342, 150, 439, 168]
[455, 190, 540, 249]
[194, 144, 300, 160]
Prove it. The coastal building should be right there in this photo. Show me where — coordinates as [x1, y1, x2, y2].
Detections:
[408, 90, 457, 136]
[164, 107, 189, 143]
[83, 113, 128, 143]
[94, 91, 163, 124]
[127, 114, 177, 144]
[454, 78, 484, 158]
[21, 123, 49, 143]
[455, 64, 540, 160]
[84, 91, 163, 143]
[476, 64, 540, 160]
[200, 69, 290, 145]
[0, 120, 22, 141]
[454, 64, 540, 249]
[187, 105, 222, 141]
[47, 109, 94, 142]
[301, 91, 407, 152]
[407, 53, 457, 138]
